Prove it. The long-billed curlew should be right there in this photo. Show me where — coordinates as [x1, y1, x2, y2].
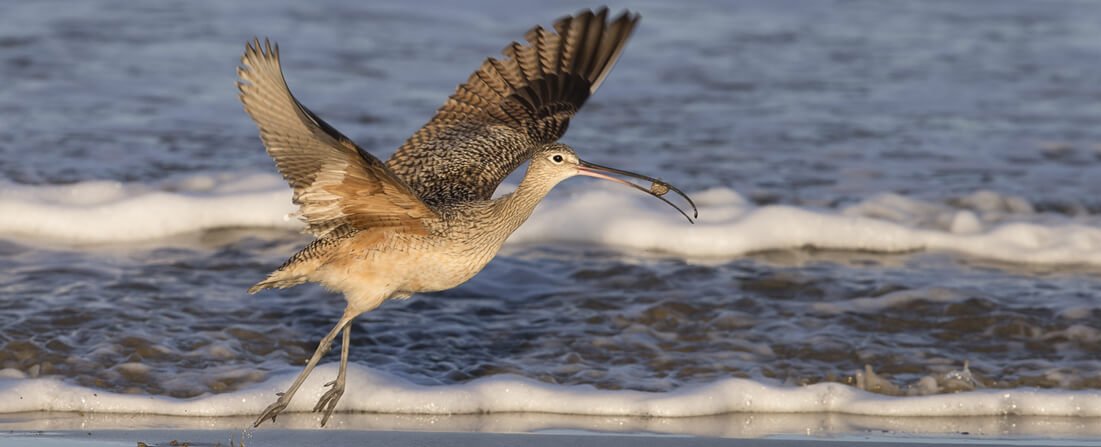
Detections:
[237, 8, 697, 427]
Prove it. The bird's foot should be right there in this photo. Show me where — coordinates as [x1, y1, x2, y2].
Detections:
[254, 395, 291, 427]
[313, 380, 345, 427]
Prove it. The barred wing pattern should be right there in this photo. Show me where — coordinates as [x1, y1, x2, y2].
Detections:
[238, 39, 437, 237]
[387, 8, 640, 206]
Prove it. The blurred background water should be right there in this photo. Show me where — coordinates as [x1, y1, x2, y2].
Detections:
[1, 0, 1101, 403]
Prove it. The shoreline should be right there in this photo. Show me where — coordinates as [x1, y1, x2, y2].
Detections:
[5, 427, 1101, 447]
[2, 411, 1101, 446]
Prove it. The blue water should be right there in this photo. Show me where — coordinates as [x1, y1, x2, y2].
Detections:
[1, 0, 1100, 408]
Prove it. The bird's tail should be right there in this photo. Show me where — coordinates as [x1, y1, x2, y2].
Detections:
[247, 273, 307, 294]
[248, 246, 316, 294]
[248, 230, 353, 294]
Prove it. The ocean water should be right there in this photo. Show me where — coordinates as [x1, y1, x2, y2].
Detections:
[2, 0, 1101, 436]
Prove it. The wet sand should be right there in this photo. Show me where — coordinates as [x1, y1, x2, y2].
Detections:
[2, 412, 1100, 447]
[5, 428, 1100, 447]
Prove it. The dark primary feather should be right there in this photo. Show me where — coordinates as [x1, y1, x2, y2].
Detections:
[386, 8, 640, 206]
[237, 39, 438, 238]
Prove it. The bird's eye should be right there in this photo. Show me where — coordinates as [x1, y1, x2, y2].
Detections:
[551, 154, 564, 163]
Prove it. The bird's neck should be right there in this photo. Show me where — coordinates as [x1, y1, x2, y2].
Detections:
[489, 169, 557, 238]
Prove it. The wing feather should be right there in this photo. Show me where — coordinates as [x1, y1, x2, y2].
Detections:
[386, 8, 640, 206]
[237, 39, 437, 237]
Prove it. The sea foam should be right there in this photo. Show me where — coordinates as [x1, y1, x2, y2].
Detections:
[0, 364, 1099, 419]
[0, 174, 298, 244]
[3, 174, 1101, 265]
[510, 185, 1101, 265]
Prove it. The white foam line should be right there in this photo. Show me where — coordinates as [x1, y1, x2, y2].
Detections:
[0, 176, 299, 244]
[512, 187, 1101, 265]
[3, 176, 1101, 266]
[0, 189, 299, 243]
[1, 365, 1099, 418]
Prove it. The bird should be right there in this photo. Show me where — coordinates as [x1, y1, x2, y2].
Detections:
[236, 7, 697, 427]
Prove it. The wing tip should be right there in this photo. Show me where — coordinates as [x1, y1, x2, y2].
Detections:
[242, 36, 279, 64]
[237, 36, 287, 99]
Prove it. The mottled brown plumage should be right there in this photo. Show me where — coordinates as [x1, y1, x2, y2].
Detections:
[237, 8, 696, 429]
[387, 8, 640, 206]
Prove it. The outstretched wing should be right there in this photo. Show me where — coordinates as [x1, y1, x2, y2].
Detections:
[237, 39, 437, 237]
[386, 8, 640, 206]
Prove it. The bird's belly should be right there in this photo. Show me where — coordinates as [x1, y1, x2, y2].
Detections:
[314, 238, 499, 306]
[400, 246, 496, 293]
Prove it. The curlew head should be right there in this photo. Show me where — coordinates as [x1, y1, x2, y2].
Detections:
[529, 144, 698, 223]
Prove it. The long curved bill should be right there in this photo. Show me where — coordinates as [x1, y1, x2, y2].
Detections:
[577, 160, 699, 224]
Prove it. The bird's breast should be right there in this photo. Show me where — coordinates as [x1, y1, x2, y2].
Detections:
[398, 239, 501, 293]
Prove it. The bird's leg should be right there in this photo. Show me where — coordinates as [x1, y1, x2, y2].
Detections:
[253, 314, 354, 427]
[314, 323, 351, 426]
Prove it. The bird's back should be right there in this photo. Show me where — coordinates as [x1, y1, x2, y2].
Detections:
[387, 8, 640, 207]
